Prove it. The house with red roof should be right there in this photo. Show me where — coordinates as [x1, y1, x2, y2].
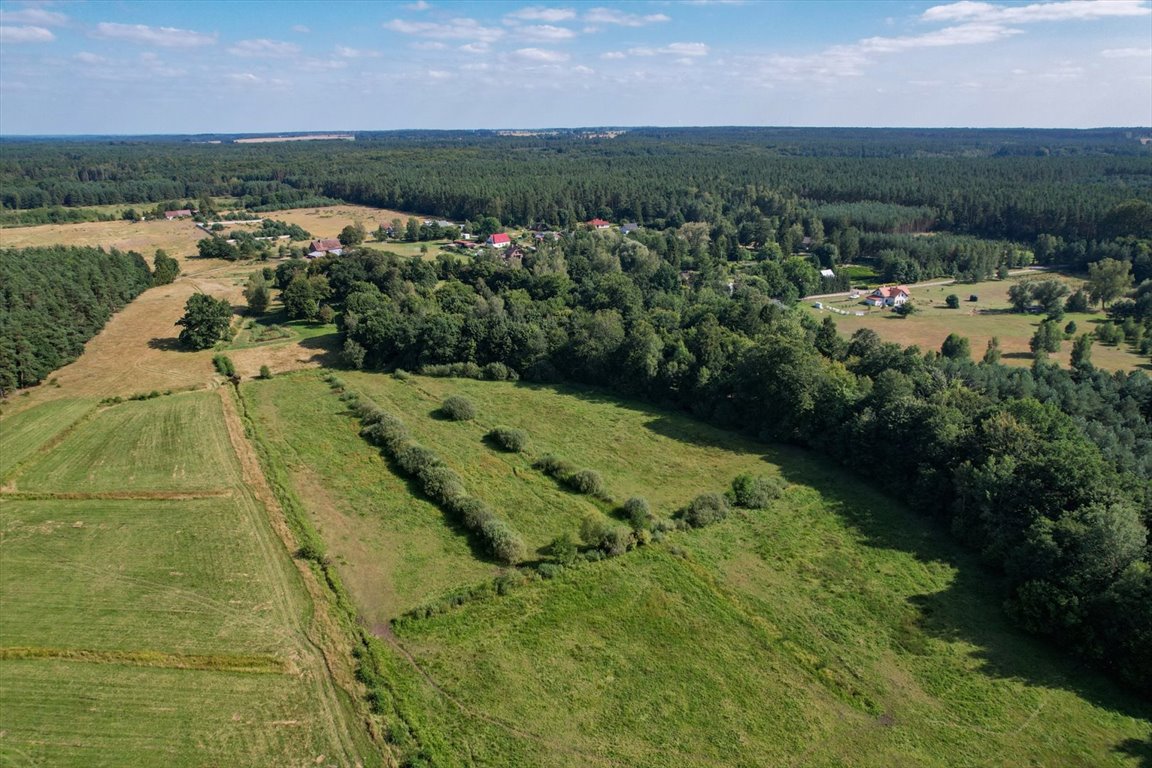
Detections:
[487, 233, 511, 248]
[307, 238, 344, 258]
[865, 285, 910, 307]
[587, 218, 611, 229]
[165, 209, 193, 220]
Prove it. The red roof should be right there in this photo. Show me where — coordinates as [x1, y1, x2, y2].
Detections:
[588, 218, 611, 228]
[488, 233, 511, 244]
[872, 285, 910, 298]
[310, 238, 342, 251]
[165, 209, 192, 218]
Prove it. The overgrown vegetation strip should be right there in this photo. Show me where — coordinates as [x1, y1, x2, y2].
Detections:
[0, 647, 286, 674]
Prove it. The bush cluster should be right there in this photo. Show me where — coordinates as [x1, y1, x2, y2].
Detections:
[352, 395, 525, 564]
[533, 454, 609, 498]
[486, 426, 528, 452]
[679, 492, 730, 528]
[440, 394, 477, 421]
[212, 354, 236, 377]
[728, 474, 786, 509]
[420, 362, 520, 381]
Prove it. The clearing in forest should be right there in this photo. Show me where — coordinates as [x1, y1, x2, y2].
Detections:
[246, 370, 1152, 767]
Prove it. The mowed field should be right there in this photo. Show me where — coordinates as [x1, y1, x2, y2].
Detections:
[246, 371, 1152, 767]
[0, 389, 377, 766]
[809, 273, 1150, 373]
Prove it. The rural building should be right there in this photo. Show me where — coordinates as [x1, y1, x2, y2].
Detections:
[307, 238, 343, 258]
[621, 222, 639, 235]
[487, 233, 511, 248]
[820, 268, 836, 278]
[587, 218, 611, 229]
[534, 231, 559, 242]
[865, 285, 910, 307]
[165, 209, 193, 220]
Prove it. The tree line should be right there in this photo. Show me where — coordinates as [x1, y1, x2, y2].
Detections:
[0, 245, 153, 392]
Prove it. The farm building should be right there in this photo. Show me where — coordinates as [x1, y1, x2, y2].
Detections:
[487, 233, 511, 248]
[307, 238, 343, 258]
[587, 218, 611, 229]
[621, 222, 639, 235]
[165, 209, 193, 220]
[865, 285, 911, 307]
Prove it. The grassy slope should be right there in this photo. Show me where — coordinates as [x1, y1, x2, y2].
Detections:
[14, 391, 240, 493]
[257, 372, 1151, 767]
[0, 398, 96, 481]
[0, 391, 375, 766]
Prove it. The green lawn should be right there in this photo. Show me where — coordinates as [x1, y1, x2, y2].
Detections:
[14, 391, 240, 493]
[0, 398, 96, 481]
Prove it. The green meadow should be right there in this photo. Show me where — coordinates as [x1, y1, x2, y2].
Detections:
[0, 398, 96, 481]
[246, 371, 1152, 767]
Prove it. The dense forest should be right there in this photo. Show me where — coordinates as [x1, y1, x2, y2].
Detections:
[273, 233, 1152, 696]
[0, 245, 152, 392]
[3, 128, 1150, 281]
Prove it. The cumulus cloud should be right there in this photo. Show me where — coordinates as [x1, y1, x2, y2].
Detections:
[0, 25, 54, 43]
[584, 7, 670, 26]
[229, 38, 300, 57]
[405, 0, 432, 9]
[601, 51, 626, 59]
[412, 41, 447, 50]
[506, 6, 577, 22]
[854, 22, 1019, 53]
[922, 0, 1151, 24]
[513, 47, 570, 62]
[292, 24, 311, 33]
[384, 17, 504, 42]
[74, 51, 108, 64]
[336, 45, 382, 58]
[92, 22, 216, 48]
[0, 8, 68, 26]
[517, 24, 576, 40]
[460, 42, 490, 53]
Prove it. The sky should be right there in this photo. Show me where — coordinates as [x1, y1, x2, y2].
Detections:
[0, 0, 1149, 134]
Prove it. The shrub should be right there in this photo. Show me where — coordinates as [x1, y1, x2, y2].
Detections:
[537, 562, 564, 579]
[566, 469, 606, 497]
[680, 492, 729, 528]
[258, 364, 272, 379]
[482, 362, 518, 381]
[449, 496, 496, 529]
[580, 513, 611, 548]
[487, 426, 528, 452]
[548, 533, 578, 564]
[394, 443, 441, 476]
[481, 518, 526, 564]
[623, 496, 651, 531]
[441, 394, 477, 421]
[212, 354, 236, 377]
[419, 465, 467, 505]
[728, 474, 786, 509]
[601, 527, 634, 557]
[393, 368, 411, 381]
[533, 454, 575, 478]
[945, 294, 960, 309]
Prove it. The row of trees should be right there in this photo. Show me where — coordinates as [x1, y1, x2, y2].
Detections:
[0, 246, 153, 391]
[306, 235, 1151, 694]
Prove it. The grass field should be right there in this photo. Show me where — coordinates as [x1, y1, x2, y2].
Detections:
[247, 371, 1152, 767]
[13, 391, 241, 493]
[0, 398, 96, 481]
[808, 272, 1149, 372]
[0, 389, 376, 766]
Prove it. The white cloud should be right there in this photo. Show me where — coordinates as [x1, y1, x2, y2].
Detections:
[629, 42, 710, 57]
[412, 41, 447, 50]
[74, 51, 107, 64]
[292, 24, 311, 33]
[1102, 46, 1152, 58]
[505, 7, 577, 22]
[601, 51, 626, 60]
[92, 22, 216, 48]
[405, 0, 432, 9]
[513, 47, 570, 62]
[229, 38, 300, 57]
[336, 45, 382, 58]
[517, 24, 576, 40]
[854, 22, 1019, 53]
[0, 8, 68, 26]
[923, 0, 1151, 24]
[427, 69, 452, 79]
[460, 42, 490, 53]
[384, 17, 504, 42]
[583, 7, 670, 26]
[0, 25, 54, 43]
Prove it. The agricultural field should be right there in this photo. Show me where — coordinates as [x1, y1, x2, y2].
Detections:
[0, 398, 96, 481]
[245, 370, 1152, 767]
[0, 390, 376, 766]
[808, 272, 1150, 372]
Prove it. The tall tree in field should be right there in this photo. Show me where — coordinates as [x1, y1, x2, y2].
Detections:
[175, 293, 232, 349]
[941, 332, 971, 361]
[339, 222, 366, 247]
[152, 249, 180, 286]
[243, 271, 272, 314]
[982, 336, 1002, 364]
[1087, 258, 1133, 309]
[1070, 333, 1094, 372]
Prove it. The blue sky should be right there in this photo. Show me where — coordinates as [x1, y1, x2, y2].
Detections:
[1, 0, 1149, 134]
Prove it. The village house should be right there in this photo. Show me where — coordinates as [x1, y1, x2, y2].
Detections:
[307, 238, 343, 258]
[587, 218, 611, 230]
[621, 222, 639, 235]
[487, 233, 511, 248]
[165, 209, 193, 220]
[864, 285, 911, 307]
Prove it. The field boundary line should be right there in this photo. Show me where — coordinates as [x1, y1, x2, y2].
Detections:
[0, 646, 286, 674]
[0, 489, 233, 501]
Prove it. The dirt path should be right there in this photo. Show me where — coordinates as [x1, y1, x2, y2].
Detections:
[217, 386, 390, 766]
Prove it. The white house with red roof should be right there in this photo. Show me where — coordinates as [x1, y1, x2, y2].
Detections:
[165, 209, 193, 220]
[865, 285, 910, 307]
[487, 233, 511, 248]
[587, 218, 611, 229]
